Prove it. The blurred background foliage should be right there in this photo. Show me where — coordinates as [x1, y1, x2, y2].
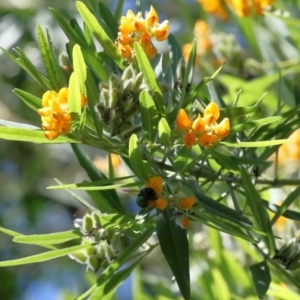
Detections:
[2, 0, 300, 299]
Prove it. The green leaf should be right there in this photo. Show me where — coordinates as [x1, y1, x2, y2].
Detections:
[158, 118, 171, 146]
[139, 90, 159, 142]
[262, 199, 300, 221]
[113, 0, 124, 22]
[0, 227, 23, 238]
[47, 180, 137, 191]
[241, 168, 275, 253]
[68, 72, 81, 117]
[0, 127, 78, 143]
[192, 189, 253, 226]
[231, 116, 282, 132]
[221, 140, 288, 147]
[13, 89, 42, 111]
[81, 47, 109, 81]
[36, 25, 64, 90]
[86, 69, 103, 137]
[250, 261, 271, 300]
[167, 34, 182, 77]
[134, 42, 165, 115]
[0, 244, 91, 267]
[184, 64, 224, 105]
[98, 2, 118, 40]
[50, 8, 84, 45]
[54, 178, 96, 211]
[13, 230, 81, 245]
[72, 44, 87, 94]
[220, 106, 262, 119]
[70, 144, 125, 214]
[0, 120, 39, 130]
[76, 1, 124, 69]
[129, 134, 153, 182]
[156, 208, 190, 300]
[179, 39, 197, 106]
[271, 185, 300, 226]
[1, 47, 50, 90]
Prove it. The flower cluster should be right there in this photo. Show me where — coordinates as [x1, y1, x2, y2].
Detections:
[115, 6, 169, 61]
[69, 211, 120, 272]
[137, 176, 196, 229]
[198, 0, 274, 18]
[38, 87, 86, 140]
[176, 102, 230, 148]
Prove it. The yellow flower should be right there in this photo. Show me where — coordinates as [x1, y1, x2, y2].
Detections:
[38, 87, 86, 140]
[115, 6, 169, 61]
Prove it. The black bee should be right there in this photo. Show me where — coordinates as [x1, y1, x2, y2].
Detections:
[136, 187, 157, 208]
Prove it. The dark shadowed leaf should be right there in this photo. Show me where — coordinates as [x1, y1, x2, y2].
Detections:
[156, 208, 190, 300]
[250, 261, 271, 299]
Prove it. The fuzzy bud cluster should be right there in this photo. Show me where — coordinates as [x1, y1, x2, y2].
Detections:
[95, 65, 147, 138]
[273, 238, 300, 270]
[69, 211, 119, 272]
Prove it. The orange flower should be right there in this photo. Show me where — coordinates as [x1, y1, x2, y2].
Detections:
[176, 109, 192, 130]
[198, 0, 230, 20]
[175, 215, 191, 229]
[178, 197, 196, 210]
[176, 103, 230, 148]
[183, 130, 196, 148]
[145, 176, 167, 210]
[38, 87, 86, 140]
[192, 114, 205, 133]
[116, 6, 169, 61]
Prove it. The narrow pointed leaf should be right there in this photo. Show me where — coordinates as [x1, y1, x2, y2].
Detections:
[0, 244, 91, 267]
[231, 116, 281, 132]
[0, 120, 39, 130]
[1, 47, 50, 90]
[13, 89, 42, 111]
[76, 1, 124, 69]
[158, 118, 171, 146]
[129, 134, 153, 182]
[241, 168, 275, 253]
[134, 42, 165, 115]
[221, 140, 288, 147]
[72, 44, 87, 94]
[70, 144, 125, 214]
[69, 72, 81, 116]
[0, 127, 78, 143]
[36, 25, 64, 90]
[156, 208, 190, 300]
[271, 185, 300, 226]
[13, 230, 81, 245]
[139, 90, 158, 142]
